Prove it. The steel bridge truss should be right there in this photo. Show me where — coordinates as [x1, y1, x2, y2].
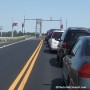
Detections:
[24, 17, 63, 37]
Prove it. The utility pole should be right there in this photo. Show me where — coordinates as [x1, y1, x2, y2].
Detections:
[12, 19, 13, 37]
[24, 16, 25, 35]
[66, 19, 67, 30]
[60, 19, 62, 30]
[22, 22, 24, 35]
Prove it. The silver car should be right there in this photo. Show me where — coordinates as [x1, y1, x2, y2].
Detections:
[62, 36, 90, 89]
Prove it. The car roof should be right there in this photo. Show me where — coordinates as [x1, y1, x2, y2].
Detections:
[53, 30, 64, 32]
[67, 27, 88, 31]
[50, 29, 60, 31]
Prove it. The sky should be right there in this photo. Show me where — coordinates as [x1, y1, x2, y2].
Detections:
[0, 0, 90, 33]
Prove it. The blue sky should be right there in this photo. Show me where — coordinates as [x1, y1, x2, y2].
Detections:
[0, 0, 90, 33]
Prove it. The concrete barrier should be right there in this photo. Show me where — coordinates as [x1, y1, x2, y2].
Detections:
[0, 35, 34, 44]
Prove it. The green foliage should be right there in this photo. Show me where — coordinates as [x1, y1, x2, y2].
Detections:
[0, 30, 35, 37]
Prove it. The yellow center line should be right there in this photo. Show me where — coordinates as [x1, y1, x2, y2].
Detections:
[17, 40, 43, 90]
[8, 40, 43, 90]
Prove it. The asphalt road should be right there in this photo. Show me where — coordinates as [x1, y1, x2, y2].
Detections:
[0, 38, 63, 90]
[24, 41, 63, 90]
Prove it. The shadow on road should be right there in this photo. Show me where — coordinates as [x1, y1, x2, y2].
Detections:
[44, 41, 49, 47]
[51, 78, 67, 90]
[49, 58, 60, 68]
[43, 49, 57, 54]
[43, 49, 50, 54]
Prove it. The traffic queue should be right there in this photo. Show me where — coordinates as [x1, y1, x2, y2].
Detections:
[45, 27, 90, 89]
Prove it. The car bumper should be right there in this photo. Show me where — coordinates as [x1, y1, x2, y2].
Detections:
[50, 44, 58, 50]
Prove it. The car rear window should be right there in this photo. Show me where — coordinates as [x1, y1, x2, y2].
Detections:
[52, 32, 63, 39]
[85, 40, 90, 56]
[66, 30, 89, 41]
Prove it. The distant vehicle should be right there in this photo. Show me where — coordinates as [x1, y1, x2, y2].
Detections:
[48, 30, 64, 51]
[45, 29, 61, 43]
[57, 27, 90, 67]
[62, 36, 90, 89]
[45, 30, 50, 42]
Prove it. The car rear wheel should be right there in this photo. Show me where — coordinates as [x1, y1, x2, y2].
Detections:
[58, 49, 64, 68]
[49, 47, 52, 53]
[59, 55, 63, 68]
[62, 72, 66, 86]
[67, 76, 70, 86]
[57, 54, 59, 63]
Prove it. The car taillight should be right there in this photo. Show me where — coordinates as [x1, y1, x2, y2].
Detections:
[77, 63, 90, 78]
[62, 42, 66, 48]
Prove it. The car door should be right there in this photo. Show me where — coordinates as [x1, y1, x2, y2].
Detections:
[63, 39, 82, 85]
[68, 39, 83, 86]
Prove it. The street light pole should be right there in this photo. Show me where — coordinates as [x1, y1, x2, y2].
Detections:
[66, 19, 67, 30]
[12, 19, 13, 37]
[24, 16, 25, 35]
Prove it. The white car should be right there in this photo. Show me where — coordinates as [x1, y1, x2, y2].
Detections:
[48, 30, 64, 51]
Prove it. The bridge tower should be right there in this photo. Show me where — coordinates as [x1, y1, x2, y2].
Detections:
[35, 19, 42, 37]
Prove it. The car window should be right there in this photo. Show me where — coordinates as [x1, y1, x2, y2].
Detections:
[66, 30, 88, 42]
[71, 39, 82, 56]
[85, 40, 90, 56]
[52, 32, 63, 39]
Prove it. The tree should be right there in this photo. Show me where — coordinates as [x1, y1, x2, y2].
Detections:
[13, 30, 17, 36]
